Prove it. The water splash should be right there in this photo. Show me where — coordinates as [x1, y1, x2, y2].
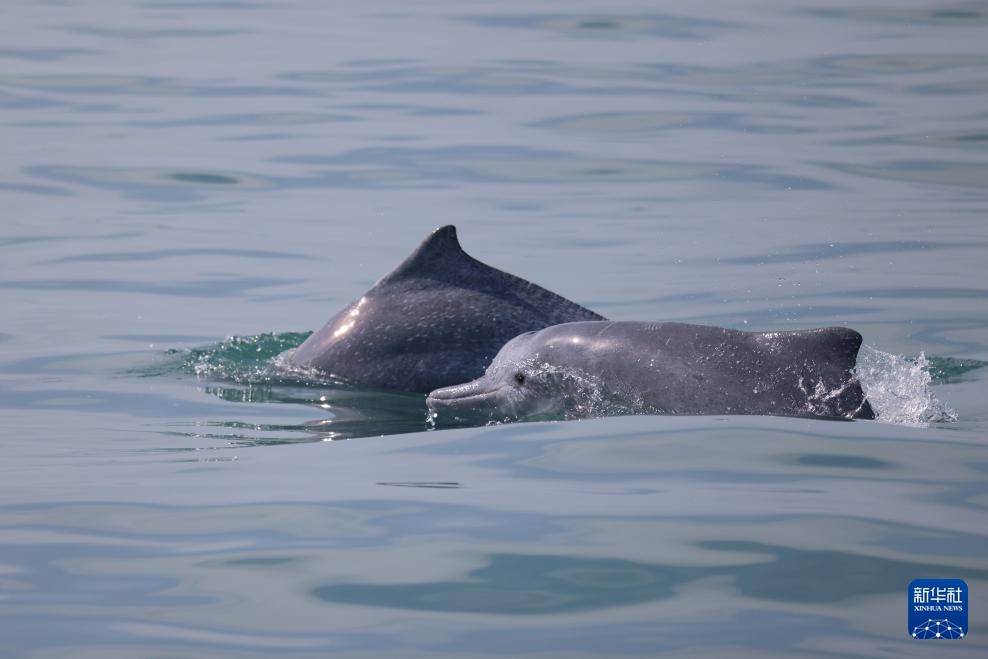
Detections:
[855, 346, 966, 426]
[141, 333, 983, 433]
[797, 374, 869, 420]
[134, 331, 429, 442]
[178, 331, 321, 385]
[536, 361, 646, 420]
[521, 359, 647, 421]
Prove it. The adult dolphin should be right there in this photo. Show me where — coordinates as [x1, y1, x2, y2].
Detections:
[290, 226, 605, 393]
[427, 321, 876, 421]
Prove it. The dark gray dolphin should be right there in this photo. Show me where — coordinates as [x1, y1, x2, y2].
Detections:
[427, 321, 875, 422]
[290, 226, 605, 393]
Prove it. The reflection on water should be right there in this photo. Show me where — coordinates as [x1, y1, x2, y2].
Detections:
[1, 416, 987, 655]
[2, 0, 988, 656]
[315, 542, 988, 614]
[315, 552, 684, 614]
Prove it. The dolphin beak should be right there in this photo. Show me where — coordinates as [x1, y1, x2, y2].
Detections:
[426, 379, 508, 421]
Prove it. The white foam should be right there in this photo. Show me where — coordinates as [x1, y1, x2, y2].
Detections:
[855, 346, 957, 427]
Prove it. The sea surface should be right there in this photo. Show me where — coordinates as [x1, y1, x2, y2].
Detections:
[2, 1, 988, 656]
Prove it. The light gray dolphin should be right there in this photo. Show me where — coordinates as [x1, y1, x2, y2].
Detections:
[427, 321, 875, 422]
[290, 226, 605, 393]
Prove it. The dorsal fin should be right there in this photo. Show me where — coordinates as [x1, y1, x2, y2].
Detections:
[769, 327, 862, 370]
[380, 225, 470, 282]
[812, 327, 863, 371]
[755, 327, 864, 373]
[417, 225, 461, 255]
[797, 327, 871, 419]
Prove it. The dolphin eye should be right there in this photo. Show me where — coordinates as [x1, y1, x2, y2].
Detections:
[514, 372, 526, 385]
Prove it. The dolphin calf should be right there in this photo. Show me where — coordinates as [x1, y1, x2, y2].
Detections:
[427, 321, 875, 422]
[290, 226, 605, 393]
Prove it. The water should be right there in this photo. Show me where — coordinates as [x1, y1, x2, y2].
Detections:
[2, 0, 988, 655]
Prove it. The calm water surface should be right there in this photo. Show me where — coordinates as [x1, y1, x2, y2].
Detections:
[2, 1, 988, 656]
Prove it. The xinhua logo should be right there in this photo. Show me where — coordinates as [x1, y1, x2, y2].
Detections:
[908, 579, 968, 639]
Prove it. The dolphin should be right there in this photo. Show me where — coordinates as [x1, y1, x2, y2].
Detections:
[427, 321, 875, 422]
[290, 226, 605, 393]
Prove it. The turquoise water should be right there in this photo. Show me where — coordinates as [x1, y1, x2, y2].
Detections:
[2, 1, 988, 656]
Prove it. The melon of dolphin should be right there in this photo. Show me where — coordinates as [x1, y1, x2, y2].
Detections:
[291, 226, 605, 393]
[427, 321, 876, 421]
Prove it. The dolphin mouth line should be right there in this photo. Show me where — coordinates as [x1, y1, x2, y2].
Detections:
[427, 384, 512, 407]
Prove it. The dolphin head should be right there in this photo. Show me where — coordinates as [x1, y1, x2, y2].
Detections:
[426, 328, 625, 423]
[425, 360, 567, 423]
[426, 333, 568, 423]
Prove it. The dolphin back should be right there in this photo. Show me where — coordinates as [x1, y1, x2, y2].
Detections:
[291, 225, 605, 393]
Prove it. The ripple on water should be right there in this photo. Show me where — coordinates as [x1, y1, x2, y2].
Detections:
[273, 57, 890, 109]
[533, 111, 808, 136]
[793, 454, 892, 470]
[909, 77, 988, 95]
[281, 60, 752, 99]
[170, 172, 239, 184]
[807, 5, 988, 26]
[124, 111, 358, 128]
[313, 543, 988, 614]
[0, 74, 318, 98]
[461, 12, 735, 41]
[0, 181, 74, 197]
[0, 276, 296, 298]
[828, 160, 988, 189]
[926, 355, 988, 383]
[814, 54, 988, 76]
[0, 47, 102, 61]
[49, 247, 312, 264]
[833, 130, 988, 150]
[279, 146, 827, 190]
[271, 52, 987, 105]
[59, 25, 246, 39]
[136, 333, 430, 442]
[723, 240, 988, 266]
[26, 165, 271, 201]
[138, 0, 269, 9]
[25, 148, 828, 197]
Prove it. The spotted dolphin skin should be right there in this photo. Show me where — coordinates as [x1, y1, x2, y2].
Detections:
[427, 321, 875, 422]
[290, 226, 605, 393]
